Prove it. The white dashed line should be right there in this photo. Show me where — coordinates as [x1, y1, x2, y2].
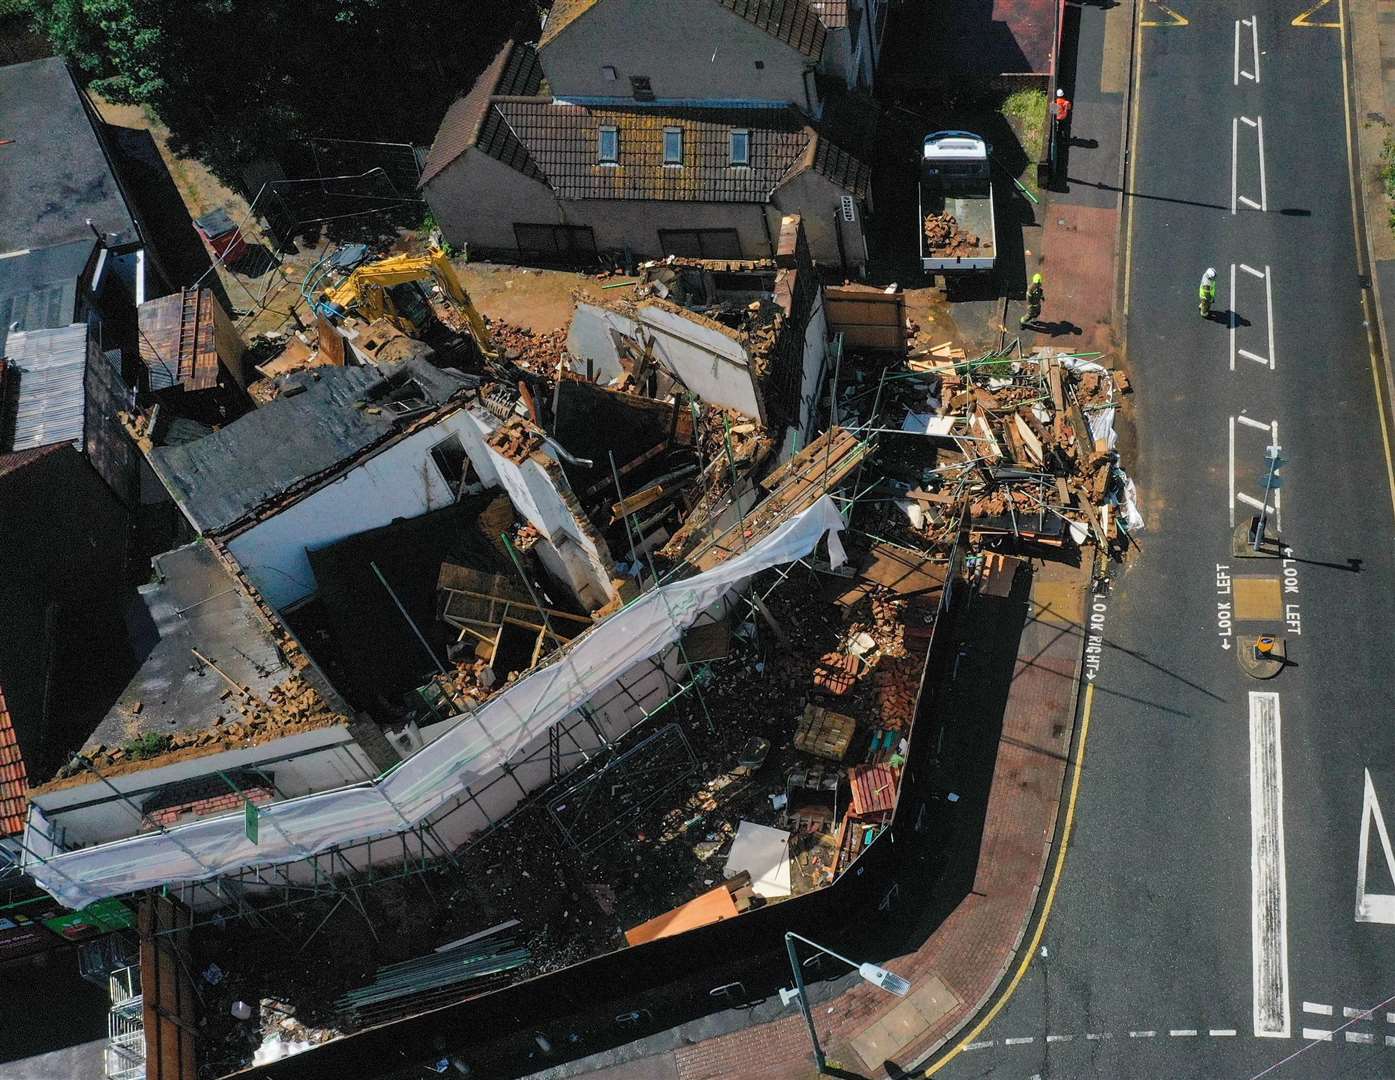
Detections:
[1386, 1035, 1395, 1047]
[1302, 1027, 1334, 1042]
[1086, 1032, 1111, 1041]
[1346, 1031, 1375, 1044]
[1005, 1037, 1034, 1045]
[1303, 1002, 1334, 1016]
[1386, 1012, 1395, 1024]
[1210, 1029, 1238, 1037]
[1170, 1029, 1199, 1037]
[1129, 1030, 1156, 1039]
[1046, 1034, 1074, 1043]
[964, 1041, 994, 1051]
[1343, 1007, 1370, 1019]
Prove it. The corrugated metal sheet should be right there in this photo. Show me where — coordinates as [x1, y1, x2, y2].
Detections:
[3, 323, 88, 452]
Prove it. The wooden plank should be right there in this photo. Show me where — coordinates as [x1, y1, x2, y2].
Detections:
[610, 482, 665, 520]
[1048, 363, 1066, 412]
[1013, 413, 1044, 465]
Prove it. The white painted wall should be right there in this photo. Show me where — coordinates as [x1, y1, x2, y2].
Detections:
[227, 411, 476, 609]
[31, 726, 377, 848]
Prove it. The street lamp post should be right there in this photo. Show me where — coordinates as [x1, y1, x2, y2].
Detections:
[781, 931, 911, 1075]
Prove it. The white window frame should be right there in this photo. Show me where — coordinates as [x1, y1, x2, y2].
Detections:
[730, 129, 750, 167]
[663, 127, 683, 166]
[598, 126, 619, 165]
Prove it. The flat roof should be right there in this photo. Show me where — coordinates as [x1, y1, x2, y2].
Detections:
[0, 58, 139, 253]
[82, 540, 293, 756]
[148, 359, 470, 534]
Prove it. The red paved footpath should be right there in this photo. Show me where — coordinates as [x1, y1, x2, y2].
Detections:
[572, 562, 1091, 1080]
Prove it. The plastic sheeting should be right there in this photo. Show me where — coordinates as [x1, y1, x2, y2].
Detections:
[27, 497, 849, 910]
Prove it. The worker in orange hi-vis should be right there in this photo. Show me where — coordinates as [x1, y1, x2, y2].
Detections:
[1053, 89, 1072, 146]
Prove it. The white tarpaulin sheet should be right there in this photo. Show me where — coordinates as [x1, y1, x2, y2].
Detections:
[27, 498, 848, 909]
[725, 820, 791, 898]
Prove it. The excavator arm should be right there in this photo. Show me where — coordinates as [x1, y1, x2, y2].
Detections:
[321, 246, 499, 361]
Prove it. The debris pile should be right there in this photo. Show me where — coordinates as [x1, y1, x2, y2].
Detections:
[895, 347, 1139, 550]
[484, 318, 569, 378]
[923, 212, 982, 255]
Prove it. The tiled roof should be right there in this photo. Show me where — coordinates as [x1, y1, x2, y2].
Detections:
[809, 136, 870, 198]
[539, 0, 602, 46]
[809, 0, 849, 28]
[0, 441, 68, 480]
[493, 102, 865, 202]
[420, 41, 545, 186]
[717, 0, 827, 58]
[0, 686, 29, 838]
[540, 0, 829, 56]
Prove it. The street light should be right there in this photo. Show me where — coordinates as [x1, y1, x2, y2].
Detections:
[780, 931, 910, 1074]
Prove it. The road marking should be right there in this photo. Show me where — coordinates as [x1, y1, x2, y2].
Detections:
[1240, 262, 1264, 276]
[1229, 416, 1236, 523]
[1005, 1037, 1034, 1045]
[1238, 348, 1269, 365]
[1230, 264, 1238, 372]
[1141, 0, 1190, 27]
[1387, 1012, 1395, 1024]
[1046, 1034, 1073, 1043]
[1211, 1028, 1238, 1036]
[1387, 1035, 1395, 1047]
[1121, 0, 1145, 319]
[1232, 118, 1239, 215]
[1170, 1029, 1198, 1037]
[1303, 1002, 1334, 1016]
[1250, 690, 1291, 1039]
[1234, 18, 1241, 84]
[964, 1041, 994, 1051]
[1238, 195, 1261, 209]
[1086, 1032, 1111, 1040]
[1264, 263, 1276, 369]
[1257, 116, 1268, 210]
[1355, 768, 1395, 923]
[1347, 1031, 1375, 1044]
[1237, 414, 1270, 432]
[1303, 1027, 1333, 1041]
[1250, 15, 1261, 80]
[921, 682, 1095, 1076]
[1343, 1007, 1370, 1019]
[1129, 1030, 1156, 1038]
[1293, 0, 1340, 27]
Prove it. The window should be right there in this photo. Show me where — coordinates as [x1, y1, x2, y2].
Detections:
[663, 127, 683, 165]
[658, 229, 743, 259]
[629, 75, 654, 101]
[730, 129, 750, 166]
[429, 433, 470, 494]
[602, 64, 618, 80]
[598, 126, 619, 164]
[754, 60, 765, 70]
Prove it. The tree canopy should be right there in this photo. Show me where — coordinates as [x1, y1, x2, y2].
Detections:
[29, 0, 537, 189]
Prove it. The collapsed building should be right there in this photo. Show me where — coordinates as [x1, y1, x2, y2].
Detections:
[12, 214, 1140, 1078]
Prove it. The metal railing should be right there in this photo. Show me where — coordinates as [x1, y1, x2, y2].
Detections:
[105, 965, 146, 1080]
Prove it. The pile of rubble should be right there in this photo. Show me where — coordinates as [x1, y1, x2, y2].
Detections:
[923, 212, 982, 255]
[484, 318, 569, 379]
[896, 347, 1139, 550]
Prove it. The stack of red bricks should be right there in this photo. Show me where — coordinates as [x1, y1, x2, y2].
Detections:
[145, 785, 274, 829]
[873, 657, 921, 732]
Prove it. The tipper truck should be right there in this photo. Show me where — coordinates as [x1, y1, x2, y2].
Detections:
[918, 130, 996, 274]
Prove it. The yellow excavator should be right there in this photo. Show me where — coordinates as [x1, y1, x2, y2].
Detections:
[316, 245, 499, 362]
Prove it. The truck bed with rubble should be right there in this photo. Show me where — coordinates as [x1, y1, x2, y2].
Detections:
[919, 131, 996, 274]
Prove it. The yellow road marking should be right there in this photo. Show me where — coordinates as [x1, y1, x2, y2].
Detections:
[1140, 0, 1188, 27]
[1293, 0, 1340, 28]
[1122, 0, 1145, 319]
[1338, 0, 1395, 524]
[922, 681, 1096, 1077]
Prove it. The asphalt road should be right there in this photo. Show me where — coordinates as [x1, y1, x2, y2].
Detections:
[934, 0, 1395, 1077]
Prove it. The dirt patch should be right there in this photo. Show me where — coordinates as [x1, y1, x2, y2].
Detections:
[453, 262, 615, 333]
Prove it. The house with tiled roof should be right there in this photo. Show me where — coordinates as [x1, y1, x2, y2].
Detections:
[537, 0, 886, 100]
[421, 41, 873, 273]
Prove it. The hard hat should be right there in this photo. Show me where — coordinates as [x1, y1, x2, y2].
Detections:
[1032, 273, 1043, 284]
[1204, 267, 1216, 280]
[1056, 89, 1064, 97]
